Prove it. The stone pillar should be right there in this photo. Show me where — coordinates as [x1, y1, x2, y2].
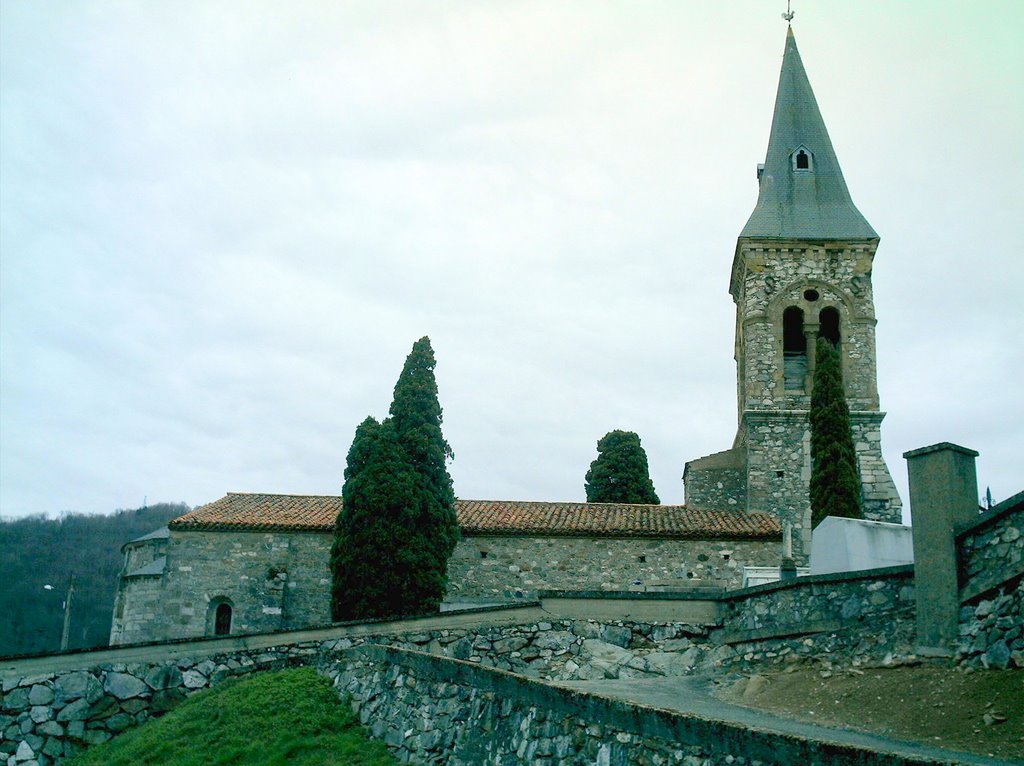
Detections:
[803, 324, 818, 395]
[780, 522, 797, 580]
[903, 442, 979, 655]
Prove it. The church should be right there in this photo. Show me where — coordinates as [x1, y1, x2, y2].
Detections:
[110, 26, 900, 646]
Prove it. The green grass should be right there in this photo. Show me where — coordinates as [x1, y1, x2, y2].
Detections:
[68, 668, 398, 766]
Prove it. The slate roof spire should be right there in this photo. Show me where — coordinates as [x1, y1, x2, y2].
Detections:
[740, 26, 877, 240]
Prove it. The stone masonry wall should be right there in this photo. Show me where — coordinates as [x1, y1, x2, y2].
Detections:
[111, 530, 333, 645]
[112, 530, 782, 645]
[957, 503, 1023, 599]
[3, 588, 929, 766]
[448, 535, 778, 601]
[720, 242, 901, 543]
[328, 644, 948, 766]
[122, 537, 166, 574]
[956, 578, 1023, 671]
[0, 617, 736, 765]
[733, 243, 880, 413]
[953, 502, 1024, 670]
[109, 574, 163, 646]
[1, 641, 318, 765]
[682, 447, 747, 512]
[742, 411, 813, 558]
[720, 565, 914, 635]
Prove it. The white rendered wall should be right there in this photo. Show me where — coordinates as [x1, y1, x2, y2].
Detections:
[810, 517, 913, 575]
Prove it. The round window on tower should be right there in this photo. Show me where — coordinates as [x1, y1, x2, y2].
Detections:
[803, 288, 820, 302]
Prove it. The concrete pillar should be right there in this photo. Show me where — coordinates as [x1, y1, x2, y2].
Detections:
[903, 442, 979, 655]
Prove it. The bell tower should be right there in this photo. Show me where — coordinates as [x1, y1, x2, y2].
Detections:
[684, 26, 901, 560]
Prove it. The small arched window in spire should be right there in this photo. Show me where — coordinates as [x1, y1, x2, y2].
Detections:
[791, 146, 813, 172]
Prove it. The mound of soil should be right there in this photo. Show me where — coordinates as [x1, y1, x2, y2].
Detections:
[716, 665, 1023, 760]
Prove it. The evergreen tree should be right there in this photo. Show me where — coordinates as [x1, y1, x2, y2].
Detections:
[330, 337, 458, 620]
[330, 418, 429, 620]
[585, 430, 660, 504]
[388, 337, 459, 604]
[809, 336, 862, 528]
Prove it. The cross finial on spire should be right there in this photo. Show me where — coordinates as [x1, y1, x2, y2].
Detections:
[782, 0, 795, 23]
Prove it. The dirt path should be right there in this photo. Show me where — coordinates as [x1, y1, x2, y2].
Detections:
[557, 675, 1015, 765]
[715, 666, 1024, 762]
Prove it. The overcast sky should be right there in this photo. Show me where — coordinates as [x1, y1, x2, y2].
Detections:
[2, 2, 1021, 522]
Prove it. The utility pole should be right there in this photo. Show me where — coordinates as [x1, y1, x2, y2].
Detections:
[60, 575, 75, 652]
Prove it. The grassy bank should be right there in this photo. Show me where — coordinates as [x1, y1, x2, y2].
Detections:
[69, 668, 397, 766]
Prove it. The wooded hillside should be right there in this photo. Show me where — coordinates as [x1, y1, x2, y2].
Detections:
[0, 503, 188, 657]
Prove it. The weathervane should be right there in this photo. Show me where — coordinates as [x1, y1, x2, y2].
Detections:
[782, 0, 794, 22]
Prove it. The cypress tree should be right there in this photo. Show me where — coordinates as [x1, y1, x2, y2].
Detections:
[387, 336, 459, 610]
[809, 336, 862, 528]
[330, 418, 413, 620]
[330, 337, 458, 620]
[585, 430, 660, 504]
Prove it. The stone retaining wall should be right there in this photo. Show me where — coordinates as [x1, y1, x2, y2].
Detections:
[5, 556, 1020, 763]
[4, 603, 927, 765]
[327, 644, 951, 766]
[957, 502, 1023, 602]
[0, 642, 317, 765]
[719, 566, 914, 637]
[956, 577, 1023, 671]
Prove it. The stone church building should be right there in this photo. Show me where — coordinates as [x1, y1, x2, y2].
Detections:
[110, 27, 900, 646]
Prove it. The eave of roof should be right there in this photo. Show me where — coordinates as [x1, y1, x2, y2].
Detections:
[168, 493, 781, 541]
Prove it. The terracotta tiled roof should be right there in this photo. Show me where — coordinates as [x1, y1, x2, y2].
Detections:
[170, 493, 341, 532]
[456, 500, 780, 540]
[170, 493, 781, 540]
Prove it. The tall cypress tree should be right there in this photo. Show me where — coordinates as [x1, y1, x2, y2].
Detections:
[388, 337, 459, 607]
[809, 336, 862, 528]
[585, 430, 660, 504]
[330, 337, 458, 620]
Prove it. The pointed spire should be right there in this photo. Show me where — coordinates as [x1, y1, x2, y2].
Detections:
[740, 27, 877, 240]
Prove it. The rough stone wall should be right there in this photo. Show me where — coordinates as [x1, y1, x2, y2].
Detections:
[721, 566, 914, 635]
[740, 411, 899, 560]
[122, 537, 166, 574]
[958, 504, 1023, 598]
[328, 644, 943, 766]
[742, 411, 813, 558]
[111, 530, 333, 645]
[447, 535, 778, 601]
[715, 611, 919, 676]
[697, 241, 902, 543]
[956, 578, 1023, 670]
[112, 529, 781, 645]
[682, 448, 747, 512]
[10, 566, 1010, 765]
[0, 642, 316, 765]
[0, 619, 728, 764]
[109, 575, 164, 646]
[732, 243, 881, 413]
[850, 414, 902, 521]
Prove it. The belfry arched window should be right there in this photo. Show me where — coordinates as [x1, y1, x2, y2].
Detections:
[819, 307, 841, 347]
[783, 306, 807, 390]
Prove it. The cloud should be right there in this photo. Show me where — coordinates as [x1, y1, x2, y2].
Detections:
[2, 1, 1022, 519]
